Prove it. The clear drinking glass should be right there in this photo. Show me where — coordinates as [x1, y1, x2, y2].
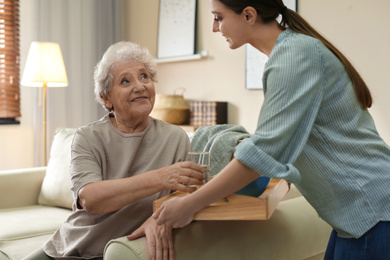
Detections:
[186, 151, 210, 184]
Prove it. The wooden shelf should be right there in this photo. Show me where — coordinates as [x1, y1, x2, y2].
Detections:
[153, 178, 289, 221]
[178, 125, 198, 132]
[155, 51, 208, 64]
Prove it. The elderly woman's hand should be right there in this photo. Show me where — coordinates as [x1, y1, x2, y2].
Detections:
[158, 161, 205, 193]
[127, 216, 174, 260]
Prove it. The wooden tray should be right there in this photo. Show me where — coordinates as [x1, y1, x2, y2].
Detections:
[153, 178, 289, 220]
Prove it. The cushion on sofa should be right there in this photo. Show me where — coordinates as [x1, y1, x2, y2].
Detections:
[38, 128, 76, 209]
[0, 233, 54, 260]
[0, 167, 46, 209]
[0, 205, 71, 240]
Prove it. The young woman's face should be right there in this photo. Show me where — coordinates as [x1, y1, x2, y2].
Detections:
[102, 59, 155, 122]
[210, 0, 248, 49]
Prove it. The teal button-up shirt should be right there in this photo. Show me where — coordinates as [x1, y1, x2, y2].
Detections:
[235, 29, 390, 238]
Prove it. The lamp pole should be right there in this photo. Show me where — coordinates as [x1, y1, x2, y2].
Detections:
[43, 82, 47, 166]
[21, 42, 68, 166]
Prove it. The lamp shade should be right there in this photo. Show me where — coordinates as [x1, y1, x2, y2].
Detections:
[21, 42, 68, 87]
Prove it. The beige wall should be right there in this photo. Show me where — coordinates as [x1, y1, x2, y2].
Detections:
[1, 0, 389, 170]
[300, 0, 390, 144]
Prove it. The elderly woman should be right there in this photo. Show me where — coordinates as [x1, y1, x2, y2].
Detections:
[23, 41, 204, 260]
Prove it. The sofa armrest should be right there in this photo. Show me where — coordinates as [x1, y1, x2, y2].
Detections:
[0, 167, 46, 209]
[281, 184, 302, 201]
[104, 195, 332, 260]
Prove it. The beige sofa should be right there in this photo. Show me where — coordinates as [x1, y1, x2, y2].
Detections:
[0, 128, 332, 260]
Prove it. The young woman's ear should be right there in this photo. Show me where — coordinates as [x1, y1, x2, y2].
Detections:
[242, 6, 257, 24]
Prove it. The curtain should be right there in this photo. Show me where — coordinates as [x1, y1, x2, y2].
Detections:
[22, 0, 122, 166]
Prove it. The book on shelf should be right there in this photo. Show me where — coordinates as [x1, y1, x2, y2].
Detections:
[189, 101, 227, 127]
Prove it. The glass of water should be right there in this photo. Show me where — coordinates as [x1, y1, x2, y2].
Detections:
[186, 152, 210, 184]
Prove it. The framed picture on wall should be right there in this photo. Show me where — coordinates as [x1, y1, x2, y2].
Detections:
[157, 0, 197, 59]
[245, 0, 297, 90]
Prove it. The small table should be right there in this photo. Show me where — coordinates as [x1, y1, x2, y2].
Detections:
[153, 178, 289, 220]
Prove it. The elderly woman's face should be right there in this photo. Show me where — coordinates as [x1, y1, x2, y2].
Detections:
[103, 59, 155, 119]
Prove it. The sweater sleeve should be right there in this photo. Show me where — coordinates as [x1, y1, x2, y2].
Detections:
[234, 33, 325, 183]
[70, 128, 104, 203]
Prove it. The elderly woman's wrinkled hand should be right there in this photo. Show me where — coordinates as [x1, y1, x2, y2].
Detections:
[159, 161, 205, 193]
[127, 216, 174, 260]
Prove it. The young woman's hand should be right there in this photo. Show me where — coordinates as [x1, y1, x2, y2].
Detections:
[153, 196, 196, 229]
[127, 216, 174, 260]
[155, 159, 262, 229]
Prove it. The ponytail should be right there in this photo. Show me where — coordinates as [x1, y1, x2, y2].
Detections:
[217, 0, 372, 109]
[281, 9, 372, 109]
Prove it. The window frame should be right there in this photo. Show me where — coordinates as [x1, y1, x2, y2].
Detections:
[0, 0, 20, 124]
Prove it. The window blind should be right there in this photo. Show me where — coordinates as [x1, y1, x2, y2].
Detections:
[0, 0, 20, 121]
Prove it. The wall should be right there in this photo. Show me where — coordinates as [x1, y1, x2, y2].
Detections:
[300, 0, 390, 145]
[123, 0, 390, 143]
[1, 0, 389, 170]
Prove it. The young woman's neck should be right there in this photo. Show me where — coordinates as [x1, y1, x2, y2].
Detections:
[248, 21, 284, 57]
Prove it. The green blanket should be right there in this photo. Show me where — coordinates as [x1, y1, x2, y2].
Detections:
[191, 124, 251, 177]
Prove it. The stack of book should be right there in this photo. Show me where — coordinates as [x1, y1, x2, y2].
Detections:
[189, 101, 228, 127]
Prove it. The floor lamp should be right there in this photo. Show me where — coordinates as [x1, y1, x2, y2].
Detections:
[21, 42, 68, 166]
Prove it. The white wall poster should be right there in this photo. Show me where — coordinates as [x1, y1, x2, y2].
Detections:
[157, 0, 197, 59]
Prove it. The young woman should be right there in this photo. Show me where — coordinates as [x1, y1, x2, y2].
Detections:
[151, 0, 390, 259]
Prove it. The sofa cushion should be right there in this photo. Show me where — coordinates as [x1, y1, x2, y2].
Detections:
[38, 128, 76, 209]
[0, 205, 71, 240]
[0, 167, 46, 209]
[0, 233, 53, 260]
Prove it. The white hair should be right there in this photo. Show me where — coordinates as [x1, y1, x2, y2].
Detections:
[94, 41, 158, 112]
